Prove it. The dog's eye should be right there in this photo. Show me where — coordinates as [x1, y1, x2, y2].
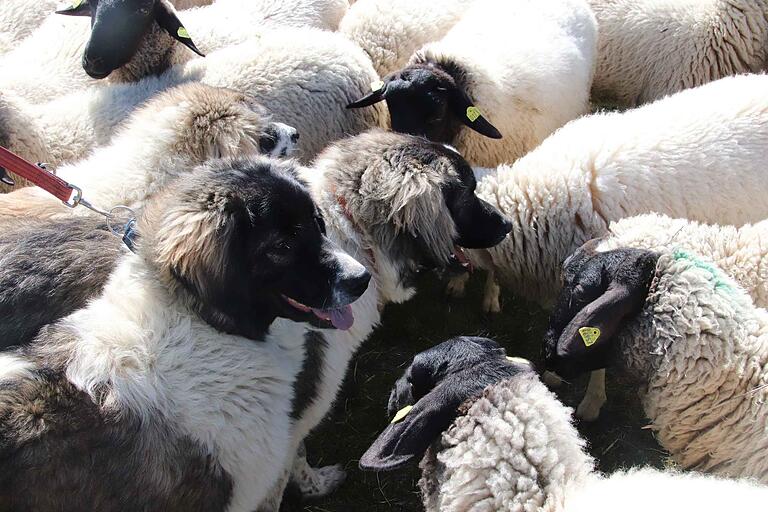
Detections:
[315, 215, 326, 235]
[258, 134, 277, 154]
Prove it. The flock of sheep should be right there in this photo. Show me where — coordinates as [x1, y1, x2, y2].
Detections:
[0, 0, 768, 510]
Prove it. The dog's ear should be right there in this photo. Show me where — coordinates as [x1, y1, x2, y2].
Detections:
[154, 0, 204, 56]
[449, 89, 502, 139]
[359, 383, 463, 471]
[56, 0, 92, 16]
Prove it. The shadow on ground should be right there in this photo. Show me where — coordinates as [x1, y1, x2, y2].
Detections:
[301, 271, 669, 511]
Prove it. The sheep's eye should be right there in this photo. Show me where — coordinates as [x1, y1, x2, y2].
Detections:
[259, 134, 277, 154]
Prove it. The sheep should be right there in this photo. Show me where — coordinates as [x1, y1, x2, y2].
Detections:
[339, 0, 477, 77]
[360, 336, 768, 511]
[346, 0, 597, 167]
[544, 242, 768, 482]
[588, 0, 768, 107]
[0, 26, 383, 190]
[0, 81, 298, 216]
[447, 73, 768, 316]
[555, 213, 768, 421]
[0, 0, 347, 104]
[0, 0, 56, 55]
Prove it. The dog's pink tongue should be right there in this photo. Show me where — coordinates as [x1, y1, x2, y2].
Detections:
[312, 305, 354, 330]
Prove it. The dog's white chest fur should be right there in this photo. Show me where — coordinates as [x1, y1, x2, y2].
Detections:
[64, 258, 310, 511]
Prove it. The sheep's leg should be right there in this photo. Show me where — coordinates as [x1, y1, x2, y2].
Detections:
[482, 268, 501, 313]
[290, 441, 346, 499]
[575, 369, 606, 421]
[446, 272, 470, 298]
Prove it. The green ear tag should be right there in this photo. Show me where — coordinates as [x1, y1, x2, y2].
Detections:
[391, 405, 413, 424]
[371, 80, 384, 92]
[579, 327, 601, 347]
[177, 27, 191, 39]
[466, 106, 481, 122]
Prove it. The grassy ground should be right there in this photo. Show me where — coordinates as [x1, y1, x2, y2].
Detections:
[302, 270, 669, 511]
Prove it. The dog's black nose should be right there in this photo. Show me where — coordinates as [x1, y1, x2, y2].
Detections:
[291, 131, 300, 143]
[345, 271, 371, 299]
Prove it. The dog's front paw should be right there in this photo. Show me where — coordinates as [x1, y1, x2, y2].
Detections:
[296, 464, 346, 499]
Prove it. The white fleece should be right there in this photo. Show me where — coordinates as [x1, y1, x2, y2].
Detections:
[410, 0, 597, 167]
[588, 0, 768, 106]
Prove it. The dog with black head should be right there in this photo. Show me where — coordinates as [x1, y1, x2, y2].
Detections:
[0, 155, 370, 512]
[263, 129, 512, 508]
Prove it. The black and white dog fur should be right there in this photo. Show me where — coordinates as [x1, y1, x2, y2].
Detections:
[0, 157, 371, 511]
[0, 129, 511, 510]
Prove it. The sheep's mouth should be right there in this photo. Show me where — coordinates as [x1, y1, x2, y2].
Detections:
[282, 295, 355, 330]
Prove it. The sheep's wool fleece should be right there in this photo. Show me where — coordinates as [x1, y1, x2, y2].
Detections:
[419, 374, 595, 511]
[472, 74, 768, 305]
[411, 0, 596, 167]
[601, 214, 768, 308]
[620, 250, 768, 482]
[339, 0, 477, 76]
[588, 0, 768, 106]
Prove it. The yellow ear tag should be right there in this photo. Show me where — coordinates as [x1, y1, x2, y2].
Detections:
[71, 0, 85, 8]
[466, 106, 482, 122]
[391, 405, 413, 424]
[579, 327, 601, 347]
[371, 80, 385, 92]
[177, 27, 191, 39]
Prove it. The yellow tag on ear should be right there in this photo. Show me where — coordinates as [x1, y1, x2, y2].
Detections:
[71, 0, 84, 8]
[466, 106, 482, 122]
[391, 405, 413, 424]
[579, 327, 601, 347]
[371, 80, 385, 92]
[177, 27, 191, 39]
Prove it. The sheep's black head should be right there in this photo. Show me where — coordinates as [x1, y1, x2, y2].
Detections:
[57, 0, 203, 79]
[359, 336, 533, 472]
[347, 62, 502, 143]
[543, 241, 659, 379]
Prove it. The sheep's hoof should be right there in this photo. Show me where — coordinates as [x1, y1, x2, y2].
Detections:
[576, 394, 605, 422]
[446, 274, 469, 298]
[542, 371, 564, 388]
[296, 464, 346, 499]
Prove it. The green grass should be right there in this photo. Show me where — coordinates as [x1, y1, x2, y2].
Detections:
[300, 270, 668, 511]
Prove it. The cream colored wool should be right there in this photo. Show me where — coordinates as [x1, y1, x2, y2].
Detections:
[456, 74, 768, 312]
[616, 250, 768, 481]
[0, 26, 383, 190]
[339, 0, 477, 76]
[0, 0, 347, 103]
[410, 0, 597, 167]
[421, 372, 768, 510]
[588, 0, 768, 106]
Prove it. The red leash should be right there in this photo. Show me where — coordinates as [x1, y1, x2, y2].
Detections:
[0, 146, 77, 203]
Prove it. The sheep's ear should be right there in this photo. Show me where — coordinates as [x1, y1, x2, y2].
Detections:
[450, 89, 502, 139]
[359, 395, 458, 472]
[56, 0, 92, 16]
[346, 81, 387, 109]
[154, 0, 204, 57]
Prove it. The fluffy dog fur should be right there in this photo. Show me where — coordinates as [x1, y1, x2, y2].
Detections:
[0, 156, 372, 512]
[0, 130, 510, 509]
[0, 82, 296, 199]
